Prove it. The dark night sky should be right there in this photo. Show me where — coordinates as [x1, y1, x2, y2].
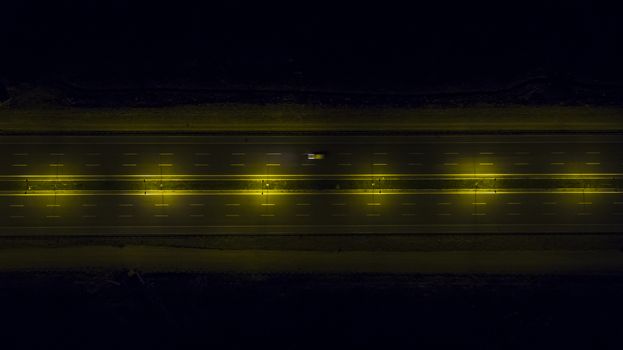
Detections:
[2, 0, 623, 90]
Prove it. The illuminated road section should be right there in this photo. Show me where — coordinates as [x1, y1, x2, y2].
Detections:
[0, 134, 622, 234]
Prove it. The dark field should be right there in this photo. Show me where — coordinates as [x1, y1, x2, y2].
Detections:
[2, 273, 623, 349]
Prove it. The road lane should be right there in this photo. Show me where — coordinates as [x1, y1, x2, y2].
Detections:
[1, 191, 622, 234]
[1, 134, 622, 176]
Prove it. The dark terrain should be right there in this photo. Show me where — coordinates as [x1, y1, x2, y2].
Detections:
[2, 273, 623, 349]
[3, 1, 623, 108]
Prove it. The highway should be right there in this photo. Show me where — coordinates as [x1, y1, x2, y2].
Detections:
[1, 134, 622, 235]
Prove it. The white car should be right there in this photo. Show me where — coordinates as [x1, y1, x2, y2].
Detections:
[306, 152, 325, 160]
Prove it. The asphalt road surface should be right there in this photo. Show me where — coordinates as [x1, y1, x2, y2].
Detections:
[1, 134, 622, 176]
[1, 134, 622, 235]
